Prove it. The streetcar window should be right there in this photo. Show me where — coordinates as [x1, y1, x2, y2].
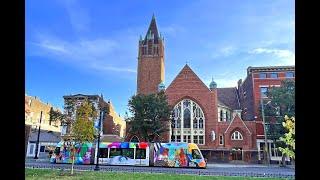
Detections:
[109, 148, 121, 158]
[135, 148, 146, 159]
[192, 149, 202, 159]
[54, 147, 60, 155]
[99, 148, 109, 158]
[122, 148, 134, 159]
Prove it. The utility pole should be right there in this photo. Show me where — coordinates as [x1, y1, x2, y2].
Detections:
[34, 111, 43, 159]
[261, 99, 270, 165]
[94, 110, 103, 171]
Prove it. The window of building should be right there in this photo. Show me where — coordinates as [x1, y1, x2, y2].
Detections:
[199, 118, 203, 128]
[260, 87, 268, 98]
[135, 148, 146, 159]
[183, 109, 191, 128]
[171, 135, 175, 142]
[219, 135, 224, 145]
[40, 145, 45, 152]
[177, 118, 181, 128]
[226, 111, 229, 121]
[193, 118, 198, 128]
[193, 136, 198, 144]
[99, 148, 109, 158]
[171, 99, 205, 144]
[219, 110, 223, 122]
[109, 148, 121, 158]
[231, 131, 243, 140]
[29, 144, 34, 154]
[176, 135, 181, 142]
[183, 135, 187, 142]
[270, 73, 278, 78]
[259, 73, 267, 79]
[199, 136, 204, 144]
[286, 72, 294, 78]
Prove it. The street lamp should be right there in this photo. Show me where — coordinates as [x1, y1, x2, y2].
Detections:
[260, 99, 271, 165]
[94, 110, 103, 171]
[34, 111, 43, 159]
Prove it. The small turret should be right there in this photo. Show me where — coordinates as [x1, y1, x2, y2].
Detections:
[158, 81, 166, 92]
[209, 77, 217, 90]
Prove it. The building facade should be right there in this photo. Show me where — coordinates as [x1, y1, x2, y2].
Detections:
[62, 94, 126, 142]
[25, 94, 62, 132]
[237, 66, 295, 162]
[127, 15, 294, 163]
[25, 94, 63, 158]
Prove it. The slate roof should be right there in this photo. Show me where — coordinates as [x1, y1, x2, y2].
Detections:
[217, 87, 241, 110]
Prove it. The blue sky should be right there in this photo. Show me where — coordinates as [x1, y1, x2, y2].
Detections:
[26, 0, 295, 116]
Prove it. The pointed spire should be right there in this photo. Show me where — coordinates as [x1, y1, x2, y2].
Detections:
[144, 14, 160, 43]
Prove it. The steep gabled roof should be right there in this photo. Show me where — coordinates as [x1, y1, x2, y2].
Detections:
[166, 64, 211, 92]
[217, 87, 241, 110]
[224, 114, 252, 135]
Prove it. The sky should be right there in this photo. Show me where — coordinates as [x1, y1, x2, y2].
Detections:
[26, 0, 295, 116]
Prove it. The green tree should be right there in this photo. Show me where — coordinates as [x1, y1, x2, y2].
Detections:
[126, 92, 171, 142]
[66, 99, 98, 175]
[263, 79, 295, 138]
[278, 116, 295, 166]
[260, 79, 295, 165]
[49, 107, 64, 126]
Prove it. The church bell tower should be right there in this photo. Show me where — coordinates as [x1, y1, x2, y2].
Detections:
[137, 14, 165, 95]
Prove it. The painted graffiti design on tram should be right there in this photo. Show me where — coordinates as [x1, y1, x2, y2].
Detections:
[154, 143, 206, 168]
[50, 142, 93, 164]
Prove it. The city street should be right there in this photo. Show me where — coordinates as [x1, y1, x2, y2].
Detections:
[25, 161, 295, 179]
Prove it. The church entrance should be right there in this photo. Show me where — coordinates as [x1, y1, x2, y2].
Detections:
[231, 147, 243, 161]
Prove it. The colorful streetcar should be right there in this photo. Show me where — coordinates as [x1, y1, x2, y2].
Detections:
[50, 141, 206, 168]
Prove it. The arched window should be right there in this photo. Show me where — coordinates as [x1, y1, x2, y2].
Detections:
[199, 118, 203, 128]
[193, 118, 198, 128]
[171, 99, 205, 144]
[183, 109, 191, 128]
[231, 131, 243, 140]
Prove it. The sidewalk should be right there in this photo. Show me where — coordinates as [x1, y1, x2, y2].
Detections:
[25, 158, 50, 163]
[206, 163, 295, 169]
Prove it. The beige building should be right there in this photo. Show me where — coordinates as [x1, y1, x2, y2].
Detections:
[25, 94, 62, 132]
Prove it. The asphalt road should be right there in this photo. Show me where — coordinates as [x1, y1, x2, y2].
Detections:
[25, 161, 295, 178]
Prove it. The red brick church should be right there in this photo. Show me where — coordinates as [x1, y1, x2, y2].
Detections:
[126, 15, 295, 163]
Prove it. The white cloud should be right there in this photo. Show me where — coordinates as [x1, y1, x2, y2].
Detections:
[59, 0, 91, 32]
[211, 45, 237, 59]
[91, 64, 136, 73]
[28, 33, 137, 74]
[249, 48, 295, 65]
